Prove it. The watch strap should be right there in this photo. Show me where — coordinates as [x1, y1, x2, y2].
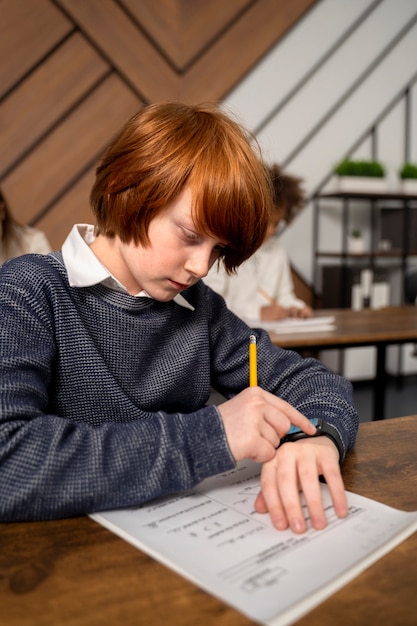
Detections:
[316, 420, 344, 462]
[280, 418, 344, 462]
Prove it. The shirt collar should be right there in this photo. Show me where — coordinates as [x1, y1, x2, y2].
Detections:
[61, 224, 195, 311]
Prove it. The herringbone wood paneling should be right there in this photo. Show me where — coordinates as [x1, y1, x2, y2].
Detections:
[1, 33, 109, 178]
[0, 0, 317, 250]
[124, 0, 250, 70]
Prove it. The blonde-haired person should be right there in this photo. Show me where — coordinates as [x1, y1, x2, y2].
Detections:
[0, 103, 357, 531]
[0, 189, 51, 264]
[205, 163, 312, 321]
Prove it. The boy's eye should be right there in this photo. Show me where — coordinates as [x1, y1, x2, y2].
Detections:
[181, 227, 199, 242]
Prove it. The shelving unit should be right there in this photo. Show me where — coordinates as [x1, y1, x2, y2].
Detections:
[313, 190, 417, 309]
[312, 189, 417, 380]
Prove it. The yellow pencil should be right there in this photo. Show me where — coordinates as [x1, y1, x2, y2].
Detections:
[249, 334, 258, 387]
[258, 287, 277, 306]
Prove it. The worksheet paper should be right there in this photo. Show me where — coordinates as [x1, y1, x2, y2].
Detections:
[92, 461, 417, 626]
[245, 316, 336, 334]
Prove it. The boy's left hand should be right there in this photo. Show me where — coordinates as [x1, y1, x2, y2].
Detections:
[255, 437, 348, 533]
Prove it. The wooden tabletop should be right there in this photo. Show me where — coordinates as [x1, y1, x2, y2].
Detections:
[1, 416, 416, 626]
[268, 306, 417, 350]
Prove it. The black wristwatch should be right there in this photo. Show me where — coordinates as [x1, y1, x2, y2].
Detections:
[279, 418, 344, 461]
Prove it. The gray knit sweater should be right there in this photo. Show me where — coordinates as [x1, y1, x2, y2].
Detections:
[0, 253, 358, 521]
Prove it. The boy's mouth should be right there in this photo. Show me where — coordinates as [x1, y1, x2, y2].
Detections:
[169, 279, 190, 291]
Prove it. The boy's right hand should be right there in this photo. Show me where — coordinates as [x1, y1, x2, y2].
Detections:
[217, 387, 316, 463]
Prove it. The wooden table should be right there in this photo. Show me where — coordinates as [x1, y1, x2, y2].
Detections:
[1, 416, 416, 626]
[268, 306, 417, 420]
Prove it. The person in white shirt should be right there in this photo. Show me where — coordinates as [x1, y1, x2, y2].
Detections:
[204, 164, 312, 321]
[0, 188, 51, 264]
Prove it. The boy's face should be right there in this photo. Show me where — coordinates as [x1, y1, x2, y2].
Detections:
[106, 188, 225, 300]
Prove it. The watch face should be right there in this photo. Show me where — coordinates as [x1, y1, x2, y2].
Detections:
[286, 417, 320, 436]
[280, 418, 323, 445]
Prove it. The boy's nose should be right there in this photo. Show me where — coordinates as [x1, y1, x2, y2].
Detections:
[184, 250, 212, 278]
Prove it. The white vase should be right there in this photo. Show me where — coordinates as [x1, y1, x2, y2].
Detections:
[336, 176, 387, 193]
[399, 179, 417, 195]
[349, 237, 365, 254]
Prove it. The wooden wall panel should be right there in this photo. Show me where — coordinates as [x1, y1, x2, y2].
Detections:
[0, 0, 317, 250]
[36, 170, 97, 251]
[1, 33, 109, 177]
[122, 0, 251, 69]
[57, 0, 180, 101]
[2, 76, 140, 223]
[0, 0, 72, 97]
[180, 0, 319, 102]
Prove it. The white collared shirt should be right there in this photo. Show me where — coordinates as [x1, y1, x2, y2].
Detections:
[61, 224, 194, 310]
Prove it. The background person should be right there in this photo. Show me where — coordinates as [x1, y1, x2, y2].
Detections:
[0, 188, 51, 264]
[205, 163, 312, 321]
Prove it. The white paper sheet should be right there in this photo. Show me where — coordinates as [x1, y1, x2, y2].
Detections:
[92, 461, 417, 626]
[245, 316, 336, 334]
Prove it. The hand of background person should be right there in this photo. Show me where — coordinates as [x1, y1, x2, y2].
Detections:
[254, 436, 347, 533]
[260, 304, 290, 320]
[260, 304, 313, 320]
[287, 305, 313, 318]
[218, 387, 316, 464]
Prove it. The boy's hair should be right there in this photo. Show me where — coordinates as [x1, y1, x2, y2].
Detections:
[90, 102, 273, 272]
[268, 163, 306, 225]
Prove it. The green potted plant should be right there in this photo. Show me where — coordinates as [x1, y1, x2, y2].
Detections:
[398, 162, 417, 194]
[348, 228, 365, 254]
[333, 159, 386, 192]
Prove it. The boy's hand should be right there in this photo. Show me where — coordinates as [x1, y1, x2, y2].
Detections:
[218, 387, 316, 464]
[255, 437, 347, 533]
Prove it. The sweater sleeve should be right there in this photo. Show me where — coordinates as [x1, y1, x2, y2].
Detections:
[0, 259, 235, 521]
[204, 285, 359, 461]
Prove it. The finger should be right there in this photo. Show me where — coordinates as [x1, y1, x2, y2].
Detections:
[258, 460, 290, 531]
[326, 475, 348, 518]
[273, 456, 308, 534]
[320, 459, 348, 519]
[260, 456, 309, 533]
[260, 404, 291, 440]
[260, 420, 281, 449]
[254, 490, 268, 514]
[261, 392, 317, 436]
[312, 437, 348, 518]
[299, 439, 347, 527]
[297, 460, 327, 530]
[247, 437, 277, 464]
